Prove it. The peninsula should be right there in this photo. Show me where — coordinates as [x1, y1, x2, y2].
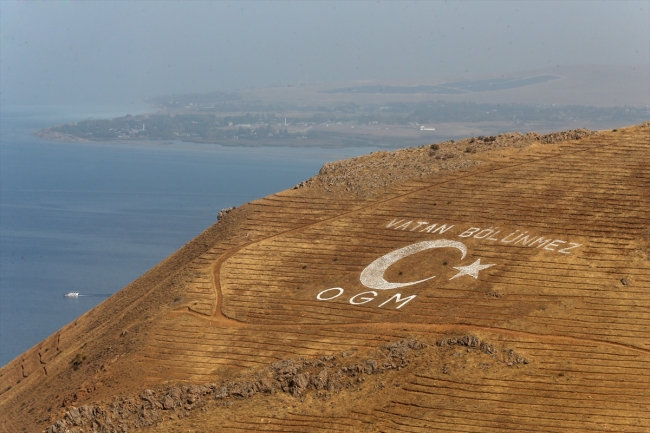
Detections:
[36, 66, 650, 148]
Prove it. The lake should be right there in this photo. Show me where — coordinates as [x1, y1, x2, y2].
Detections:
[0, 105, 394, 366]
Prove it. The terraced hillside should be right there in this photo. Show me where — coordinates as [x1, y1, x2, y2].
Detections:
[0, 123, 648, 433]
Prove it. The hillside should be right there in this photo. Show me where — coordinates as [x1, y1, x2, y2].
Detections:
[1, 122, 649, 433]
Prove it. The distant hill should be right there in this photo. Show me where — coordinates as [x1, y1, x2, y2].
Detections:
[2, 121, 649, 433]
[152, 64, 650, 108]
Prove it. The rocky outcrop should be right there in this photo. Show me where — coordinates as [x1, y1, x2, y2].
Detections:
[45, 335, 532, 433]
[45, 339, 429, 433]
[217, 206, 236, 221]
[437, 334, 529, 365]
[309, 128, 598, 196]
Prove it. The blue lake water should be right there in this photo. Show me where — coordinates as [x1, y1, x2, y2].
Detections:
[0, 105, 394, 366]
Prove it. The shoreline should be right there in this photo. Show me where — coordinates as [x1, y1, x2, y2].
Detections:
[34, 127, 433, 149]
[35, 119, 640, 149]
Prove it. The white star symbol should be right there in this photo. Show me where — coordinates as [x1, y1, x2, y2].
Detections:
[449, 259, 495, 280]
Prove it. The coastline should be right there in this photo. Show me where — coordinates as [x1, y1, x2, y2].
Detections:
[35, 118, 638, 149]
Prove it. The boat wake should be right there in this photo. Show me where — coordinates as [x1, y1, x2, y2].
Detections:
[64, 292, 112, 298]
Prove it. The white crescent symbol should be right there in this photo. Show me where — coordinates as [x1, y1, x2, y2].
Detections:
[360, 240, 467, 290]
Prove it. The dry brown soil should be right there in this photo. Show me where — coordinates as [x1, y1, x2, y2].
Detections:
[1, 123, 648, 432]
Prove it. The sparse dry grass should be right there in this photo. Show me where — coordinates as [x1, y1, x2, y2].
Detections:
[1, 123, 648, 433]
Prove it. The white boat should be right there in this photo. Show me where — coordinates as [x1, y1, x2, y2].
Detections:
[64, 291, 80, 297]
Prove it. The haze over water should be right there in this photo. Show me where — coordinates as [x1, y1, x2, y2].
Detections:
[2, 1, 648, 106]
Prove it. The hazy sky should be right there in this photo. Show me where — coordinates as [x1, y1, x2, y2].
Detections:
[2, 1, 648, 106]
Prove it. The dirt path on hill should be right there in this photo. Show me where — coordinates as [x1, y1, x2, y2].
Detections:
[199, 130, 650, 357]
